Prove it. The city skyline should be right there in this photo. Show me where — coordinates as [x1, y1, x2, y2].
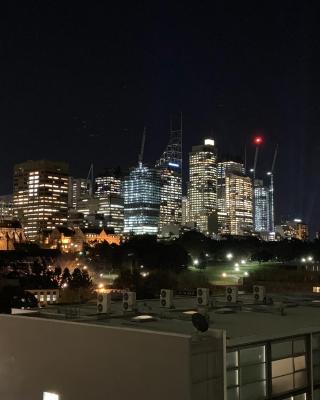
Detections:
[0, 2, 318, 235]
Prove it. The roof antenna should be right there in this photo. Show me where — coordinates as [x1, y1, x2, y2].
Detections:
[138, 127, 146, 165]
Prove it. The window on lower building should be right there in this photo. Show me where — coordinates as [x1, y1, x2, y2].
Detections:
[271, 338, 307, 396]
[227, 345, 266, 400]
[313, 333, 320, 384]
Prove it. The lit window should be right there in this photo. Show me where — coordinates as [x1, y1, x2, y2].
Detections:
[43, 393, 59, 400]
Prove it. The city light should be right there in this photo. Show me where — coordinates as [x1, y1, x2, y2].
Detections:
[226, 253, 233, 260]
[308, 256, 314, 262]
[98, 283, 104, 289]
[221, 272, 227, 278]
[244, 271, 249, 277]
[301, 258, 306, 263]
[62, 283, 68, 289]
[241, 260, 246, 264]
[193, 259, 199, 266]
[234, 266, 240, 272]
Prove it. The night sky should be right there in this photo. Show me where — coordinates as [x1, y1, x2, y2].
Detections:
[1, 2, 319, 234]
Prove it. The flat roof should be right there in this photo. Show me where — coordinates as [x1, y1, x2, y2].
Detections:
[17, 293, 320, 346]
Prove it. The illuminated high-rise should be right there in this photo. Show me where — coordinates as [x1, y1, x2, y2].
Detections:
[157, 116, 182, 231]
[123, 164, 161, 235]
[253, 179, 270, 233]
[187, 138, 217, 234]
[68, 178, 90, 209]
[95, 169, 124, 234]
[13, 160, 69, 241]
[217, 160, 253, 236]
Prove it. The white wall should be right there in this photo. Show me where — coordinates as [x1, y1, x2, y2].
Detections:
[0, 315, 192, 400]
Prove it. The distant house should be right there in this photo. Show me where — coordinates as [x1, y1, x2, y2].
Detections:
[0, 219, 26, 251]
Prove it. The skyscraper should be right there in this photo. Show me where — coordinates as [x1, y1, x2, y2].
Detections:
[187, 138, 217, 234]
[13, 160, 69, 241]
[157, 116, 182, 232]
[95, 169, 124, 234]
[253, 179, 270, 233]
[68, 178, 90, 209]
[123, 164, 161, 235]
[217, 160, 253, 236]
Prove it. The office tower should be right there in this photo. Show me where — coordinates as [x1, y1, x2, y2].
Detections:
[13, 160, 69, 241]
[157, 116, 182, 232]
[253, 179, 270, 233]
[0, 195, 13, 219]
[123, 164, 161, 235]
[217, 160, 253, 235]
[94, 169, 124, 234]
[187, 138, 217, 234]
[68, 178, 90, 209]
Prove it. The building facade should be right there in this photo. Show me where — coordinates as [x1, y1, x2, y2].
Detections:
[217, 160, 253, 236]
[217, 161, 245, 234]
[0, 195, 13, 219]
[68, 178, 90, 209]
[94, 169, 124, 234]
[253, 179, 271, 234]
[0, 219, 26, 250]
[276, 219, 309, 241]
[156, 118, 182, 233]
[187, 138, 217, 235]
[123, 163, 161, 235]
[13, 160, 69, 241]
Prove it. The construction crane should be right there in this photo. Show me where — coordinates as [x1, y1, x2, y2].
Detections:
[267, 145, 278, 233]
[252, 135, 263, 180]
[138, 127, 146, 165]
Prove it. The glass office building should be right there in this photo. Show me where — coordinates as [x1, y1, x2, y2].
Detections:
[123, 163, 161, 235]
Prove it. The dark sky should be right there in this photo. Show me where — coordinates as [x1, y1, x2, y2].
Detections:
[1, 2, 320, 234]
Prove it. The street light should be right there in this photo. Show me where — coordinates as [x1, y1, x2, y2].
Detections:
[241, 260, 246, 265]
[222, 272, 227, 278]
[308, 256, 314, 262]
[226, 253, 233, 260]
[301, 258, 306, 263]
[193, 259, 199, 266]
[244, 271, 249, 277]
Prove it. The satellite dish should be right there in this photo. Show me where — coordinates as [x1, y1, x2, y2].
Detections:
[192, 312, 209, 333]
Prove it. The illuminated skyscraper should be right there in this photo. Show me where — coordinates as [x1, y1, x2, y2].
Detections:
[95, 169, 124, 234]
[187, 138, 217, 234]
[123, 164, 161, 235]
[253, 179, 270, 233]
[68, 178, 90, 209]
[157, 116, 182, 231]
[217, 160, 253, 236]
[13, 160, 69, 241]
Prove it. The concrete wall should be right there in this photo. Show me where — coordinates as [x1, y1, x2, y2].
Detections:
[0, 315, 192, 400]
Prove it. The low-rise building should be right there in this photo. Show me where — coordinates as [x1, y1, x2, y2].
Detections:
[41, 226, 120, 252]
[3, 291, 320, 399]
[0, 220, 26, 250]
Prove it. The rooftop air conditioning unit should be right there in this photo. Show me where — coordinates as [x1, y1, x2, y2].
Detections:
[225, 286, 238, 303]
[160, 289, 173, 308]
[97, 293, 111, 314]
[253, 285, 266, 302]
[197, 288, 210, 306]
[123, 291, 136, 312]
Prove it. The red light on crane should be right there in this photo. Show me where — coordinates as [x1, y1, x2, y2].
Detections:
[253, 135, 263, 145]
